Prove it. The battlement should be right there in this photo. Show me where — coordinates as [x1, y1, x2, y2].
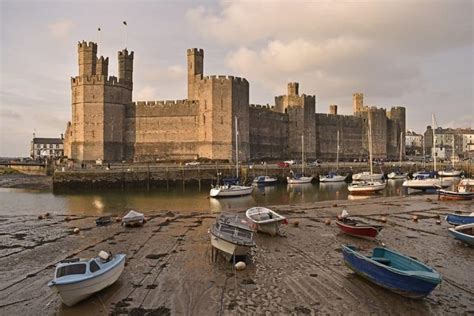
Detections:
[97, 56, 109, 63]
[118, 49, 134, 58]
[249, 104, 275, 110]
[129, 99, 199, 117]
[201, 75, 248, 85]
[78, 41, 97, 50]
[71, 75, 131, 87]
[187, 48, 204, 56]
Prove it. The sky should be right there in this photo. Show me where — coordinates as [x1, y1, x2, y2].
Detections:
[0, 0, 472, 157]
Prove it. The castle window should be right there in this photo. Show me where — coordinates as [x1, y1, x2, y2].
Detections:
[221, 98, 223, 109]
[203, 114, 205, 124]
[205, 100, 207, 110]
[221, 116, 223, 124]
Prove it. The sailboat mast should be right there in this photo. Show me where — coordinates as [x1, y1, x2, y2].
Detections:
[432, 114, 437, 172]
[399, 131, 403, 167]
[452, 137, 455, 168]
[336, 130, 340, 170]
[235, 116, 239, 178]
[368, 113, 374, 181]
[422, 136, 426, 168]
[301, 134, 304, 174]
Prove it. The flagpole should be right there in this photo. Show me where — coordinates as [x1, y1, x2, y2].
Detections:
[123, 21, 128, 49]
[97, 27, 101, 55]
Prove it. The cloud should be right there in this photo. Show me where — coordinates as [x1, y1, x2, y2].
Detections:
[0, 108, 21, 120]
[444, 115, 474, 129]
[135, 86, 158, 101]
[167, 65, 186, 79]
[48, 19, 74, 40]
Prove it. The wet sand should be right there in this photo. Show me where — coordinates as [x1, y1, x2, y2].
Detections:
[0, 195, 473, 315]
[0, 174, 52, 190]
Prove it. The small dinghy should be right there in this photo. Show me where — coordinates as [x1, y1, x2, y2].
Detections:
[95, 216, 112, 226]
[336, 210, 383, 239]
[252, 175, 278, 185]
[342, 245, 441, 299]
[448, 223, 474, 246]
[48, 251, 126, 306]
[209, 213, 255, 257]
[122, 210, 145, 227]
[245, 207, 287, 236]
[445, 213, 474, 226]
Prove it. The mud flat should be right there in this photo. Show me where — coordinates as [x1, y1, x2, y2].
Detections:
[0, 195, 472, 315]
[0, 174, 52, 190]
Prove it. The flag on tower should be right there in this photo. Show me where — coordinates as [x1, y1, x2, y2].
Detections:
[98, 27, 101, 31]
[123, 21, 127, 26]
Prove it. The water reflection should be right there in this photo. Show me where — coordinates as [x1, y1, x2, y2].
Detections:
[209, 195, 255, 213]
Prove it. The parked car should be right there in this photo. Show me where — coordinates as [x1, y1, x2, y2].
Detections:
[185, 161, 200, 166]
[277, 162, 290, 168]
[284, 160, 296, 165]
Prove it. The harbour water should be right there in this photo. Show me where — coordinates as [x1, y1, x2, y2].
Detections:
[0, 179, 456, 216]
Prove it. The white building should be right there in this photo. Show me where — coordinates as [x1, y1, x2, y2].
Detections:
[30, 135, 64, 159]
[405, 130, 423, 148]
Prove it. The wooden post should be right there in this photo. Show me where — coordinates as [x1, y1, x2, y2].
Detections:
[166, 166, 169, 189]
[198, 165, 201, 190]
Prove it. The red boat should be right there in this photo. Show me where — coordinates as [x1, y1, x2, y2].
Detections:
[335, 218, 383, 239]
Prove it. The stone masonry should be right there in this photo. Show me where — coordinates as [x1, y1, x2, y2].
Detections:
[64, 41, 406, 162]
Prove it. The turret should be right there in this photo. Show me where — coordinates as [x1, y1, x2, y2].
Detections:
[288, 82, 299, 96]
[187, 48, 204, 100]
[78, 41, 97, 77]
[96, 56, 109, 77]
[353, 93, 363, 113]
[329, 105, 338, 115]
[118, 49, 134, 86]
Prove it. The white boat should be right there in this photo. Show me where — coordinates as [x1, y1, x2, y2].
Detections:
[252, 175, 278, 185]
[348, 113, 386, 195]
[320, 131, 347, 182]
[210, 184, 254, 197]
[48, 251, 126, 306]
[320, 173, 347, 182]
[459, 179, 474, 192]
[353, 171, 384, 181]
[122, 210, 145, 226]
[438, 169, 462, 177]
[209, 213, 255, 257]
[387, 171, 408, 179]
[287, 134, 313, 184]
[348, 180, 386, 194]
[245, 207, 287, 236]
[210, 116, 253, 198]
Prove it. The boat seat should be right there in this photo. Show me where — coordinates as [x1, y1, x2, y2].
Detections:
[371, 257, 391, 265]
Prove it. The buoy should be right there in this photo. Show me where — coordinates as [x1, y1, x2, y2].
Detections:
[73, 228, 80, 234]
[38, 215, 43, 220]
[235, 261, 246, 271]
[332, 203, 338, 207]
[325, 219, 331, 225]
[436, 220, 441, 225]
[45, 212, 50, 218]
[413, 215, 418, 222]
[381, 217, 387, 223]
[293, 221, 300, 227]
[65, 216, 71, 222]
[115, 217, 122, 223]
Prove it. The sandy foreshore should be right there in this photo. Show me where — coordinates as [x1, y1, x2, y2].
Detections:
[0, 195, 473, 315]
[0, 174, 52, 191]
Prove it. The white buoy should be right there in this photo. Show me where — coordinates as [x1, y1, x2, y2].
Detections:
[235, 261, 246, 271]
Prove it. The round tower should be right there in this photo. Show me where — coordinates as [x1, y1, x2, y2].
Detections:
[78, 41, 97, 77]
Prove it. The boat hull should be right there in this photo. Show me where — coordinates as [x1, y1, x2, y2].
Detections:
[402, 179, 452, 190]
[210, 233, 252, 256]
[287, 176, 313, 184]
[387, 172, 407, 179]
[438, 190, 474, 201]
[348, 182, 386, 194]
[448, 224, 474, 246]
[438, 170, 462, 177]
[342, 246, 441, 299]
[319, 175, 347, 182]
[352, 173, 384, 181]
[445, 214, 474, 226]
[336, 220, 380, 239]
[245, 207, 286, 236]
[50, 256, 125, 306]
[252, 176, 278, 185]
[210, 186, 253, 198]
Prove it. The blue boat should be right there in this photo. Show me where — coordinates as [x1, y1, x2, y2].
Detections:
[342, 245, 441, 299]
[448, 224, 474, 246]
[445, 213, 474, 226]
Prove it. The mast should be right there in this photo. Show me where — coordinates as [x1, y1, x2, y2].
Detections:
[235, 116, 239, 178]
[422, 136, 426, 168]
[336, 130, 340, 171]
[399, 131, 403, 167]
[432, 114, 436, 172]
[368, 113, 373, 181]
[451, 136, 455, 168]
[301, 134, 305, 174]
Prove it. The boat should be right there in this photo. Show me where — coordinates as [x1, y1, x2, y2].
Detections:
[252, 175, 278, 185]
[320, 130, 347, 182]
[209, 213, 255, 257]
[459, 178, 474, 192]
[245, 207, 287, 236]
[348, 114, 386, 194]
[387, 132, 408, 180]
[412, 170, 432, 178]
[445, 213, 474, 225]
[210, 116, 253, 198]
[448, 223, 474, 246]
[122, 210, 145, 227]
[403, 114, 453, 190]
[336, 211, 383, 239]
[438, 178, 474, 200]
[438, 138, 462, 177]
[320, 172, 347, 182]
[352, 171, 384, 181]
[342, 245, 442, 299]
[287, 134, 314, 184]
[48, 251, 126, 306]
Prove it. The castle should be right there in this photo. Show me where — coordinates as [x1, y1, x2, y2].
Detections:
[64, 42, 406, 163]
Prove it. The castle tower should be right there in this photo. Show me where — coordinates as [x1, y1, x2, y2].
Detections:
[78, 41, 97, 76]
[118, 49, 134, 86]
[288, 82, 299, 96]
[187, 48, 204, 100]
[353, 93, 363, 114]
[329, 105, 338, 115]
[96, 56, 109, 77]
